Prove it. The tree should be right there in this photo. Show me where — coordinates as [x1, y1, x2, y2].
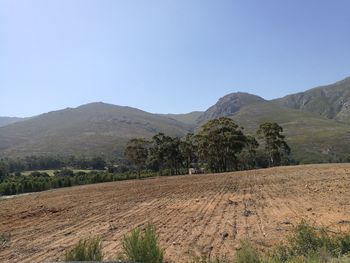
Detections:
[90, 156, 106, 170]
[125, 138, 149, 178]
[148, 133, 183, 175]
[180, 133, 198, 169]
[197, 117, 247, 172]
[238, 135, 259, 170]
[257, 122, 291, 167]
[0, 160, 8, 180]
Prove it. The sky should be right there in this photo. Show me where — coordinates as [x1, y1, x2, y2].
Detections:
[1, 0, 350, 117]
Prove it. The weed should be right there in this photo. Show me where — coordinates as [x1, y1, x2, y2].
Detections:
[122, 223, 164, 263]
[65, 236, 103, 261]
[236, 240, 261, 263]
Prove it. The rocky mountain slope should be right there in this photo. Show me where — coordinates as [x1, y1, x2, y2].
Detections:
[275, 77, 350, 122]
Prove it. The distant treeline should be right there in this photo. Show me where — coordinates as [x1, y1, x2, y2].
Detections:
[0, 169, 156, 196]
[0, 155, 109, 177]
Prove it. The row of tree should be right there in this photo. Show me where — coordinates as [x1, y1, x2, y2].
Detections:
[0, 170, 151, 196]
[0, 155, 108, 179]
[125, 118, 291, 176]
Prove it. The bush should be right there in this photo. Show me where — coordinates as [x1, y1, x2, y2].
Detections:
[236, 240, 261, 263]
[65, 237, 103, 261]
[122, 223, 164, 263]
[271, 220, 350, 262]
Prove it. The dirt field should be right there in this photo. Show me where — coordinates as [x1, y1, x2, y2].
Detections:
[1, 164, 350, 263]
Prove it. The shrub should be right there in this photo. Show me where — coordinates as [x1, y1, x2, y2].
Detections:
[236, 240, 261, 263]
[122, 223, 164, 263]
[65, 237, 103, 261]
[271, 220, 350, 262]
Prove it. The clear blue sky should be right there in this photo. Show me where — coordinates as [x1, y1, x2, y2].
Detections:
[1, 0, 350, 117]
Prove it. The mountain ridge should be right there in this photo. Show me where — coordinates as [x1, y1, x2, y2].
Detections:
[274, 77, 350, 122]
[1, 76, 350, 163]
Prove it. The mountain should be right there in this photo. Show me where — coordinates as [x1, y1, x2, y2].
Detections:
[195, 91, 350, 163]
[1, 77, 350, 163]
[197, 92, 265, 124]
[0, 117, 25, 127]
[162, 111, 203, 125]
[0, 103, 192, 157]
[230, 101, 350, 163]
[275, 77, 350, 122]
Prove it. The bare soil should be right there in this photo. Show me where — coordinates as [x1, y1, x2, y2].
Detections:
[1, 164, 350, 263]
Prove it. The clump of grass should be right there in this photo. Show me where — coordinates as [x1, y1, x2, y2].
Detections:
[65, 236, 103, 261]
[236, 240, 261, 263]
[271, 220, 350, 262]
[122, 223, 164, 263]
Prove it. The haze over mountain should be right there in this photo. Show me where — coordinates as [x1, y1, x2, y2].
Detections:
[1, 77, 350, 163]
[0, 117, 26, 128]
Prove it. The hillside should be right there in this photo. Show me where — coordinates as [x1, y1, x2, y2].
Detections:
[162, 111, 203, 125]
[0, 117, 25, 127]
[275, 77, 350, 122]
[196, 92, 265, 124]
[1, 77, 350, 162]
[0, 103, 192, 157]
[195, 92, 350, 163]
[231, 101, 350, 163]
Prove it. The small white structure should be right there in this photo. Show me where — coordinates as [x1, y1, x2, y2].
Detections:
[189, 167, 205, 175]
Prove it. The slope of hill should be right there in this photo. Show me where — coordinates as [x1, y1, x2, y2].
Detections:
[0, 117, 25, 127]
[161, 111, 203, 125]
[0, 103, 192, 157]
[275, 77, 350, 122]
[195, 92, 350, 163]
[230, 101, 350, 163]
[197, 92, 265, 124]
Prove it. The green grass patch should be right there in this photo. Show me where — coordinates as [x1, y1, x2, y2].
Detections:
[65, 237, 103, 261]
[121, 223, 164, 263]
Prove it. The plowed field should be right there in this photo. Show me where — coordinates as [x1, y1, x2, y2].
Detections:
[1, 164, 350, 262]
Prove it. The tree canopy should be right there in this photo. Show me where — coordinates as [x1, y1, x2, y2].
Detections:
[257, 122, 291, 167]
[196, 117, 247, 172]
